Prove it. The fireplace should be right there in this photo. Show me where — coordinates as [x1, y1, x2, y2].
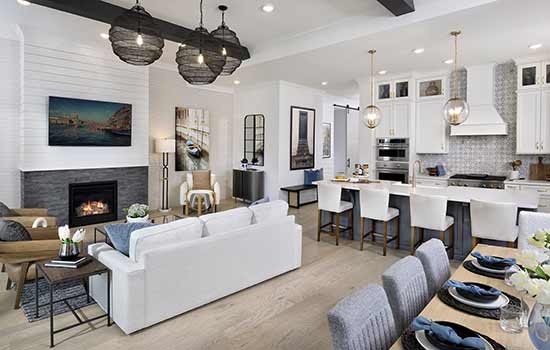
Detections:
[69, 181, 118, 227]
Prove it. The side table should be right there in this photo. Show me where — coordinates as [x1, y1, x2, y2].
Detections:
[35, 256, 111, 347]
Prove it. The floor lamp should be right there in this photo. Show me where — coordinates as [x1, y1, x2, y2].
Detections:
[155, 138, 176, 212]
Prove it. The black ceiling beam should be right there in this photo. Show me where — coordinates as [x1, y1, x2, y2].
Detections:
[27, 0, 251, 61]
[377, 0, 415, 16]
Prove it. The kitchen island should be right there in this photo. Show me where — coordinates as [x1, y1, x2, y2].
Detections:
[314, 180, 539, 259]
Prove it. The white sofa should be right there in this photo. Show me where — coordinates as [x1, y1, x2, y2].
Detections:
[88, 200, 302, 334]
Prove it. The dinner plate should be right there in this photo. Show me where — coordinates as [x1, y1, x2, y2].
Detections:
[415, 330, 494, 350]
[449, 287, 509, 309]
[471, 259, 507, 275]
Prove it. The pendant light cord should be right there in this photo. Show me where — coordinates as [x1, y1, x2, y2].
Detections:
[200, 0, 204, 27]
[453, 32, 459, 99]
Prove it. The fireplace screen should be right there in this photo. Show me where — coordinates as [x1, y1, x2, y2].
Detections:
[69, 181, 117, 227]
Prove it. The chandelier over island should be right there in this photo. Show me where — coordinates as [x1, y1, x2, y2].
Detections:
[361, 49, 382, 129]
[443, 30, 470, 126]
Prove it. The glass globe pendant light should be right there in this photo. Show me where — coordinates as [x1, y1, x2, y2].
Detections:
[443, 31, 470, 126]
[109, 0, 164, 66]
[211, 5, 242, 76]
[361, 50, 382, 129]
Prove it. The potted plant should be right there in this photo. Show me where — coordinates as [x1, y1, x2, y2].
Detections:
[124, 203, 150, 223]
[58, 225, 86, 260]
[510, 160, 522, 180]
[510, 230, 550, 350]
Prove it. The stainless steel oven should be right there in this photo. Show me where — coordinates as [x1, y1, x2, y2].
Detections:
[376, 138, 409, 162]
[376, 161, 409, 184]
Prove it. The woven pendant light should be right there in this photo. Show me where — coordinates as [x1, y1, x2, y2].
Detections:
[176, 0, 226, 85]
[211, 5, 242, 76]
[109, 0, 164, 66]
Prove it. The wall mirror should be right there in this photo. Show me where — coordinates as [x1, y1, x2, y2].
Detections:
[242, 114, 265, 166]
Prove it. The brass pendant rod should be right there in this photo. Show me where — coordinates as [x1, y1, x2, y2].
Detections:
[368, 49, 376, 106]
[451, 31, 461, 99]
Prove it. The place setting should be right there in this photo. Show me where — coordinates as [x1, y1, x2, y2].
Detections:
[401, 316, 505, 350]
[463, 252, 517, 280]
[437, 280, 520, 320]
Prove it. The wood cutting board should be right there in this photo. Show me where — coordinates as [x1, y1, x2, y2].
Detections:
[530, 157, 547, 180]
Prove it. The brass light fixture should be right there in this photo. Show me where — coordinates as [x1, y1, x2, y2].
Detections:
[443, 31, 470, 126]
[361, 49, 382, 129]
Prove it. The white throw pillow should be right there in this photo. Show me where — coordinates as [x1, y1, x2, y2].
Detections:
[200, 207, 253, 237]
[129, 217, 203, 262]
[250, 200, 289, 224]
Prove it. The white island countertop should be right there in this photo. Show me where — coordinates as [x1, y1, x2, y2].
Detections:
[314, 180, 539, 209]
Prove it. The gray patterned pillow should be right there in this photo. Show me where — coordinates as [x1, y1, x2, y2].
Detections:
[0, 220, 32, 241]
[0, 201, 15, 217]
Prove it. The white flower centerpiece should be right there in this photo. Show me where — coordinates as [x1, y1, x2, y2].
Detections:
[57, 225, 86, 260]
[510, 230, 550, 350]
[124, 203, 150, 223]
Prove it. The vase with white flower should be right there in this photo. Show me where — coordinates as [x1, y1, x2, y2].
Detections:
[123, 203, 150, 223]
[510, 230, 550, 350]
[57, 225, 86, 261]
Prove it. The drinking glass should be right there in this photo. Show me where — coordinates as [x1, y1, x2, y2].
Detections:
[504, 264, 521, 287]
[500, 304, 524, 333]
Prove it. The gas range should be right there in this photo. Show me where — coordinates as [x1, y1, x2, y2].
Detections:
[448, 174, 507, 189]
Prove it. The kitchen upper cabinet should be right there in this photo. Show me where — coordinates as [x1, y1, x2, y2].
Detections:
[417, 76, 446, 100]
[416, 99, 448, 154]
[374, 101, 411, 138]
[376, 79, 410, 102]
[517, 62, 550, 90]
[516, 85, 550, 154]
[540, 89, 550, 153]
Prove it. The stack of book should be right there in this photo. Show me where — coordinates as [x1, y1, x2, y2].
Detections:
[44, 256, 90, 269]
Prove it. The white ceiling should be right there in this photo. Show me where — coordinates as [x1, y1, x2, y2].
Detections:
[2, 0, 549, 97]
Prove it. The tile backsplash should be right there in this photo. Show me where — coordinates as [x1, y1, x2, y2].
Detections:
[418, 62, 540, 177]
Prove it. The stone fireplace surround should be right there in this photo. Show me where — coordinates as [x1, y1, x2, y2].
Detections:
[20, 167, 148, 227]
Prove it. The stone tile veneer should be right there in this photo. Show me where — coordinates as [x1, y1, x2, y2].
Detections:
[21, 166, 148, 226]
[418, 62, 540, 177]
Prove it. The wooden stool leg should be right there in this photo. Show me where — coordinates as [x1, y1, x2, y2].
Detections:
[472, 237, 479, 250]
[449, 225, 455, 260]
[335, 213, 340, 246]
[395, 217, 400, 250]
[317, 210, 322, 242]
[507, 241, 517, 248]
[383, 221, 388, 256]
[360, 218, 365, 251]
[410, 226, 416, 255]
[185, 198, 190, 216]
[349, 210, 354, 240]
[6, 277, 12, 291]
[197, 196, 203, 216]
[14, 262, 30, 309]
[371, 220, 376, 242]
[439, 230, 445, 242]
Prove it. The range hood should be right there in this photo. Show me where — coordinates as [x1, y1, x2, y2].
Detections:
[450, 63, 508, 136]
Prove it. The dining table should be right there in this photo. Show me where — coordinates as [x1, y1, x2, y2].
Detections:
[390, 244, 534, 350]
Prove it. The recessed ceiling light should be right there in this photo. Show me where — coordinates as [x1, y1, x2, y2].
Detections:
[321, 81, 328, 86]
[413, 48, 425, 54]
[378, 70, 387, 75]
[233, 80, 241, 85]
[100, 33, 109, 39]
[261, 3, 275, 13]
[17, 0, 31, 5]
[529, 43, 543, 50]
[444, 59, 454, 65]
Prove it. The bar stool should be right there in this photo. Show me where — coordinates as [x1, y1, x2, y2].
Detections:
[470, 199, 518, 249]
[359, 188, 400, 256]
[409, 193, 454, 258]
[317, 183, 353, 246]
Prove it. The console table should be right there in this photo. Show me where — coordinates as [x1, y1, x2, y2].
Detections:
[233, 169, 265, 203]
[280, 184, 318, 209]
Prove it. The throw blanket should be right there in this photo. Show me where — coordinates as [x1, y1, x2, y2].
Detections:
[411, 316, 485, 350]
[444, 280, 501, 297]
[189, 193, 212, 211]
[471, 251, 516, 266]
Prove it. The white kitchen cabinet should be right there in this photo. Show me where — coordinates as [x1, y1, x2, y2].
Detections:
[375, 101, 411, 138]
[417, 76, 446, 100]
[505, 182, 550, 213]
[516, 86, 550, 154]
[376, 79, 410, 103]
[518, 63, 540, 90]
[415, 98, 448, 154]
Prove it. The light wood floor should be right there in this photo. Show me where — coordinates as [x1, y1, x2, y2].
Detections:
[0, 201, 413, 350]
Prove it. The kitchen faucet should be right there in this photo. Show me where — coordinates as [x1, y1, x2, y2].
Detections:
[412, 160, 422, 189]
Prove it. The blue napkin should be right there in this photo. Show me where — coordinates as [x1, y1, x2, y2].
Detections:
[471, 251, 516, 266]
[444, 280, 501, 298]
[411, 316, 486, 350]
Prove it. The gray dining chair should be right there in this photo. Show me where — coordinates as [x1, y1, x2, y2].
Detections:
[382, 256, 429, 334]
[415, 238, 452, 297]
[327, 284, 398, 350]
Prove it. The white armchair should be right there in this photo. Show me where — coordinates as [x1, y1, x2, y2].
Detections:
[180, 172, 221, 216]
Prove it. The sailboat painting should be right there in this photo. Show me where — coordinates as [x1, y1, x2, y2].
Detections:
[175, 107, 210, 171]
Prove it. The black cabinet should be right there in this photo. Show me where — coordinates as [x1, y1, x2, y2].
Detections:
[233, 169, 265, 203]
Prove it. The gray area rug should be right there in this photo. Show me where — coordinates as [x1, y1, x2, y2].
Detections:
[20, 278, 96, 322]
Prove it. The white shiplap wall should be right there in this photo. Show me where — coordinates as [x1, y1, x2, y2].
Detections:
[0, 38, 20, 207]
[21, 33, 149, 171]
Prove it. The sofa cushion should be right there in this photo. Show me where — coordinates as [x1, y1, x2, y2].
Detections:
[192, 170, 211, 190]
[200, 207, 253, 237]
[0, 202, 15, 217]
[250, 200, 289, 224]
[129, 217, 203, 262]
[105, 222, 155, 256]
[0, 220, 32, 241]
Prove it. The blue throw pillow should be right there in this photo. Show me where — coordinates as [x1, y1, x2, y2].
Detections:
[104, 222, 155, 256]
[304, 168, 323, 185]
